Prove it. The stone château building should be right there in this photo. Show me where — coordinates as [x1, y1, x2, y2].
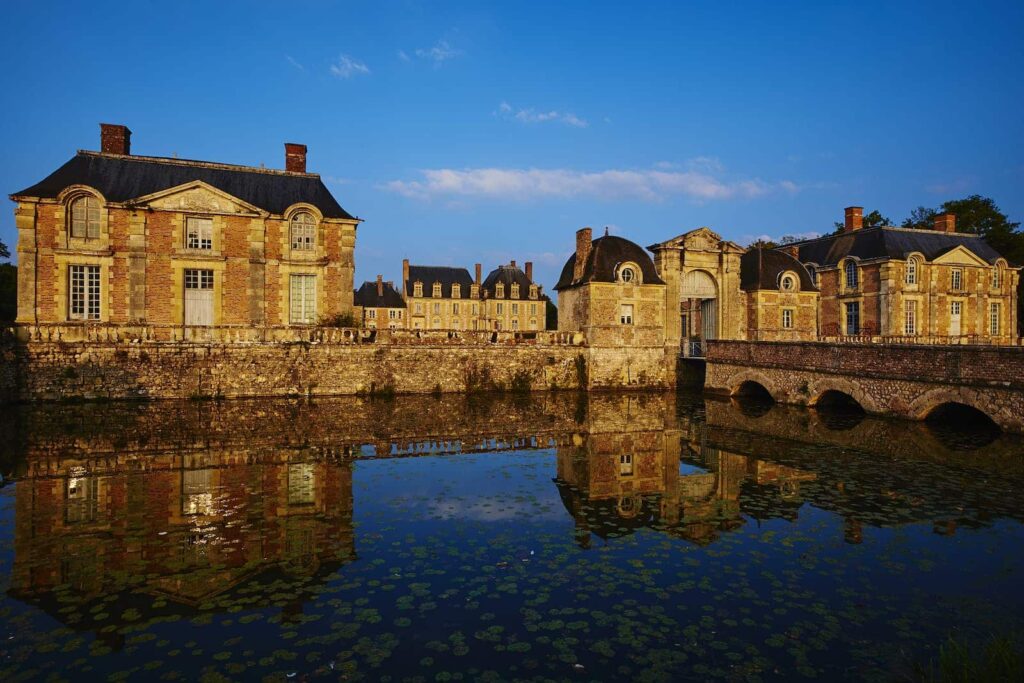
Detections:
[790, 207, 1019, 343]
[481, 261, 547, 331]
[10, 124, 359, 335]
[353, 275, 406, 329]
[402, 260, 481, 330]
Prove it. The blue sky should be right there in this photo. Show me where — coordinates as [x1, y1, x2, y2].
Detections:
[2, 0, 1023, 289]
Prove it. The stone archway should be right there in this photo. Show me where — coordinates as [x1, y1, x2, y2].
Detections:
[906, 386, 999, 426]
[679, 270, 719, 354]
[723, 369, 778, 400]
[806, 377, 881, 414]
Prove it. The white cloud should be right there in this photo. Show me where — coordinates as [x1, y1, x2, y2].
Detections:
[415, 40, 462, 65]
[285, 55, 305, 71]
[497, 101, 589, 128]
[329, 54, 370, 79]
[397, 49, 411, 62]
[384, 166, 798, 202]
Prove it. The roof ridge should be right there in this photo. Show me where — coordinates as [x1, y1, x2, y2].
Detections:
[76, 150, 320, 178]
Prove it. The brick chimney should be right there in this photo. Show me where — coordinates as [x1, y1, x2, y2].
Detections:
[100, 123, 131, 155]
[574, 227, 593, 281]
[510, 260, 516, 269]
[402, 259, 410, 295]
[285, 143, 307, 173]
[782, 245, 799, 259]
[525, 261, 533, 281]
[376, 274, 383, 297]
[933, 213, 956, 233]
[474, 263, 482, 285]
[844, 206, 863, 232]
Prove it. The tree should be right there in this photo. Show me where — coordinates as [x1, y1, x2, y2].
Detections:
[0, 239, 9, 260]
[747, 238, 778, 249]
[901, 206, 937, 230]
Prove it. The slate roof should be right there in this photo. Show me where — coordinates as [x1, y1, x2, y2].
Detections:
[554, 235, 665, 291]
[741, 248, 817, 292]
[354, 280, 405, 309]
[482, 264, 538, 299]
[791, 226, 1006, 267]
[11, 151, 355, 220]
[406, 265, 475, 298]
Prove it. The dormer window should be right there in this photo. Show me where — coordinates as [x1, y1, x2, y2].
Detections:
[620, 266, 635, 283]
[780, 274, 796, 291]
[432, 282, 442, 298]
[414, 282, 423, 298]
[906, 257, 918, 285]
[290, 212, 316, 251]
[452, 283, 461, 299]
[471, 284, 479, 299]
[529, 284, 538, 299]
[186, 217, 213, 250]
[496, 283, 505, 298]
[806, 265, 818, 286]
[844, 260, 858, 289]
[69, 195, 101, 240]
[510, 283, 520, 299]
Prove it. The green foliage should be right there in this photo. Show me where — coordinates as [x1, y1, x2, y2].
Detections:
[832, 209, 892, 232]
[902, 205, 937, 230]
[317, 312, 356, 328]
[0, 263, 15, 322]
[913, 633, 1023, 682]
[0, 239, 9, 260]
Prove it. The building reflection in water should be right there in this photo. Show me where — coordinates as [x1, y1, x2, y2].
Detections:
[3, 391, 1023, 637]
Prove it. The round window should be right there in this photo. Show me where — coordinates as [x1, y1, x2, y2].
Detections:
[621, 267, 635, 283]
[781, 275, 795, 291]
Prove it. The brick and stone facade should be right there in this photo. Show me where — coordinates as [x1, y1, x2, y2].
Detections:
[10, 124, 360, 336]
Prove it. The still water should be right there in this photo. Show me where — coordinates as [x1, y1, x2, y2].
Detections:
[0, 391, 1021, 681]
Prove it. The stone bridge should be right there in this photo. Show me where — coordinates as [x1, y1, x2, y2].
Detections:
[703, 340, 1024, 433]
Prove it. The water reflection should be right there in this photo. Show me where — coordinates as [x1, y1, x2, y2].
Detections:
[0, 392, 1022, 679]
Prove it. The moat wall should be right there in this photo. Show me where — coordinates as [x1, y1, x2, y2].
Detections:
[0, 330, 674, 402]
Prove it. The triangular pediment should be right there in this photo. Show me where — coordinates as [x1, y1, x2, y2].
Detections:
[131, 181, 266, 216]
[650, 227, 742, 253]
[931, 244, 990, 266]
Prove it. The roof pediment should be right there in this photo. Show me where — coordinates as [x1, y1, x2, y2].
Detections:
[649, 227, 742, 253]
[132, 181, 267, 216]
[930, 244, 990, 267]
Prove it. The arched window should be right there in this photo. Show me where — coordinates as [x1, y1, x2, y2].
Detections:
[906, 257, 918, 285]
[780, 274, 796, 291]
[992, 264, 1001, 289]
[620, 266, 635, 283]
[806, 265, 817, 286]
[290, 212, 316, 251]
[844, 260, 858, 289]
[70, 196, 101, 239]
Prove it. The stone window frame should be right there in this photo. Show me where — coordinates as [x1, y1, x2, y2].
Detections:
[529, 284, 539, 299]
[906, 256, 920, 285]
[289, 211, 318, 252]
[617, 261, 642, 285]
[843, 300, 861, 335]
[990, 302, 1001, 336]
[620, 303, 634, 325]
[283, 204, 324, 260]
[904, 298, 918, 336]
[951, 268, 963, 292]
[495, 283, 505, 298]
[451, 283, 461, 299]
[453, 302, 460, 315]
[58, 185, 110, 250]
[992, 259, 1006, 289]
[778, 271, 799, 292]
[68, 263, 102, 321]
[413, 282, 423, 298]
[842, 259, 859, 291]
[432, 282, 442, 298]
[781, 307, 794, 329]
[804, 263, 819, 287]
[619, 454, 634, 477]
[510, 283, 520, 299]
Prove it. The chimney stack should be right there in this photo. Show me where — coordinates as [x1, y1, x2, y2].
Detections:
[475, 263, 482, 285]
[844, 206, 863, 232]
[376, 274, 383, 297]
[933, 213, 956, 233]
[285, 143, 307, 173]
[574, 227, 593, 281]
[100, 123, 132, 155]
[510, 260, 516, 269]
[782, 245, 799, 259]
[402, 259, 410, 295]
[525, 261, 533, 281]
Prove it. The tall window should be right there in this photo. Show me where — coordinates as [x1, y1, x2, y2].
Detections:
[289, 274, 317, 324]
[184, 269, 214, 326]
[951, 268, 963, 291]
[433, 302, 440, 314]
[529, 285, 538, 299]
[496, 283, 505, 298]
[620, 304, 634, 325]
[185, 217, 213, 250]
[844, 260, 858, 289]
[844, 302, 860, 335]
[70, 196, 101, 239]
[990, 303, 1001, 336]
[66, 467, 98, 523]
[530, 303, 537, 315]
[288, 463, 316, 505]
[451, 284, 461, 299]
[782, 309, 794, 329]
[904, 300, 917, 335]
[806, 265, 817, 286]
[511, 283, 520, 299]
[290, 212, 316, 251]
[906, 258, 918, 285]
[432, 282, 442, 298]
[496, 303, 504, 315]
[992, 267, 1001, 289]
[414, 282, 423, 297]
[69, 265, 101, 320]
[511, 303, 519, 315]
[453, 302, 460, 315]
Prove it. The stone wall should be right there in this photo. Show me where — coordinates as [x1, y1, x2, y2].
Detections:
[0, 328, 674, 402]
[704, 339, 1024, 432]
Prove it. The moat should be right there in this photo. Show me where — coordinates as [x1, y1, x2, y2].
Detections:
[0, 391, 1022, 681]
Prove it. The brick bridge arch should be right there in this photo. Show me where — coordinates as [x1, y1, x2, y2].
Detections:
[805, 377, 883, 413]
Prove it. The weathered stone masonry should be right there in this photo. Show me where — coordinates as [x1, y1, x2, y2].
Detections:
[0, 330, 674, 402]
[704, 339, 1024, 432]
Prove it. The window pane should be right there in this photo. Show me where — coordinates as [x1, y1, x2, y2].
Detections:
[186, 217, 213, 250]
[290, 274, 317, 324]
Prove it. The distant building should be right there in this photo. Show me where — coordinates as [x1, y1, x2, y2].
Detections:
[353, 275, 405, 329]
[9, 124, 360, 332]
[402, 260, 481, 330]
[481, 261, 547, 331]
[791, 207, 1019, 343]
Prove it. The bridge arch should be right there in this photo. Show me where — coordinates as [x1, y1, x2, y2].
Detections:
[907, 387, 1001, 430]
[723, 369, 778, 401]
[806, 377, 881, 413]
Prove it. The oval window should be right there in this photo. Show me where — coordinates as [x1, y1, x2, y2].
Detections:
[781, 275, 795, 291]
[620, 267, 635, 283]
